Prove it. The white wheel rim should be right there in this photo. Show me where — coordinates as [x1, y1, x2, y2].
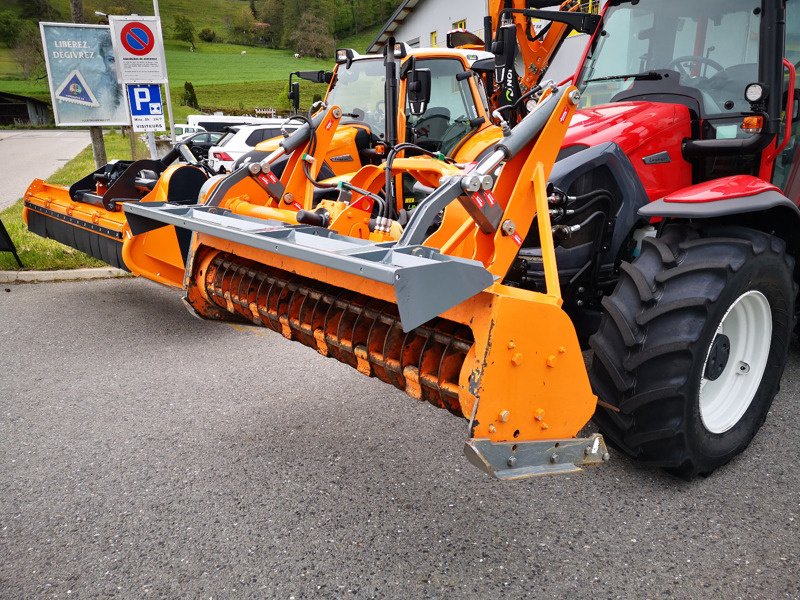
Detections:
[699, 291, 772, 434]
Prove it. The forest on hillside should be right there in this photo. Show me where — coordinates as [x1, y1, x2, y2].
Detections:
[1, 0, 401, 78]
[259, 0, 400, 52]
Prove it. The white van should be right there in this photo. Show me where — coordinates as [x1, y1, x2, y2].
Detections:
[187, 114, 280, 133]
[173, 124, 206, 140]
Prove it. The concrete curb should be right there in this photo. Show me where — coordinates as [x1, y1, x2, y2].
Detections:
[0, 267, 132, 284]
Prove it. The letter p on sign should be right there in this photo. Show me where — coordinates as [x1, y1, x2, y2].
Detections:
[133, 87, 150, 112]
[127, 84, 162, 117]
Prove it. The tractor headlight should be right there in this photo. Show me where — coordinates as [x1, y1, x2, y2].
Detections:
[745, 83, 766, 103]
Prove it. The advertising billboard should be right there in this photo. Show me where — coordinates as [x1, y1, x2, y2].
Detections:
[40, 22, 129, 127]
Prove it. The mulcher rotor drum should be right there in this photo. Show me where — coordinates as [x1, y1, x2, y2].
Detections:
[203, 253, 474, 416]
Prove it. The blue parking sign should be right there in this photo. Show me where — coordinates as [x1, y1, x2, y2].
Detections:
[126, 84, 165, 131]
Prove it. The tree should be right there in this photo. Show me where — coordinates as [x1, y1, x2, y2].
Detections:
[102, 1, 140, 16]
[281, 1, 331, 48]
[181, 81, 200, 109]
[21, 0, 60, 20]
[228, 6, 258, 46]
[69, 0, 83, 22]
[0, 11, 22, 47]
[174, 15, 196, 50]
[13, 23, 46, 79]
[198, 28, 217, 43]
[259, 0, 283, 47]
[289, 11, 335, 59]
[249, 0, 258, 19]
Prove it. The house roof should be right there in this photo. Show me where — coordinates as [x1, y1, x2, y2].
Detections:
[366, 0, 424, 53]
[0, 92, 49, 107]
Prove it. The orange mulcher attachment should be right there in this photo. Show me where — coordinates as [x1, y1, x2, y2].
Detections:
[23, 148, 210, 287]
[21, 108, 354, 288]
[124, 84, 608, 480]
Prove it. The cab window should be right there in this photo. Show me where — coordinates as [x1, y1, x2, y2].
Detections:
[773, 3, 800, 191]
[407, 58, 480, 156]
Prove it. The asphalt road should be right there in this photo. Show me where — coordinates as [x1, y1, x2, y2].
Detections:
[1, 278, 798, 599]
[0, 130, 90, 211]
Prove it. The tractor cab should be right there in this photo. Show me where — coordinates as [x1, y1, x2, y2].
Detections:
[325, 47, 496, 159]
[248, 48, 499, 181]
[572, 0, 793, 191]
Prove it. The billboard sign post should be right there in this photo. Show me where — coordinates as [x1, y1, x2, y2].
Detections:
[40, 22, 130, 127]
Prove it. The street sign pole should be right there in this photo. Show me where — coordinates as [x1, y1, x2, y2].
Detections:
[152, 0, 176, 144]
[127, 84, 136, 160]
[146, 131, 158, 158]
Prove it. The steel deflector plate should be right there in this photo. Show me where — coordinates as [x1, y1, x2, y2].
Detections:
[124, 202, 496, 331]
[464, 434, 609, 480]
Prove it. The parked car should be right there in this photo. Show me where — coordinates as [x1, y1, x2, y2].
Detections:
[178, 130, 225, 160]
[207, 121, 299, 174]
[173, 124, 206, 139]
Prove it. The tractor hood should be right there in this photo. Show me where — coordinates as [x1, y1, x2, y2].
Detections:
[563, 101, 691, 155]
[562, 101, 694, 200]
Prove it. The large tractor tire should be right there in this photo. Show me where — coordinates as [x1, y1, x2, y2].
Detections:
[589, 225, 796, 478]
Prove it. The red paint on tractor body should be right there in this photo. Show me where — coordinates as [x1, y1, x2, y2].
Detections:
[562, 102, 694, 201]
[663, 176, 781, 204]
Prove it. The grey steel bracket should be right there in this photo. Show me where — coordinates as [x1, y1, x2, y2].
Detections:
[396, 179, 467, 247]
[124, 202, 496, 332]
[464, 434, 610, 480]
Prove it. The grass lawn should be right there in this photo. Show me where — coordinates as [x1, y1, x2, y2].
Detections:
[164, 40, 331, 86]
[0, 131, 147, 271]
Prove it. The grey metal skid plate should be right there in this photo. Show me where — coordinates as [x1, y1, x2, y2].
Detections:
[124, 202, 496, 332]
[464, 434, 610, 480]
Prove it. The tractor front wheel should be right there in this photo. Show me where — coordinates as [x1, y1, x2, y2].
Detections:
[589, 225, 795, 478]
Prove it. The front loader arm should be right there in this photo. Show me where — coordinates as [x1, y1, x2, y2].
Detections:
[488, 0, 583, 91]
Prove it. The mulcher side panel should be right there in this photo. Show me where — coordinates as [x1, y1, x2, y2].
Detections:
[25, 205, 128, 271]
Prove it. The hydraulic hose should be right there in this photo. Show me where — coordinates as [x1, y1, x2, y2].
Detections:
[383, 142, 454, 222]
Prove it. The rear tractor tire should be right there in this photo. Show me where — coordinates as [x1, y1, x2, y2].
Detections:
[589, 225, 796, 478]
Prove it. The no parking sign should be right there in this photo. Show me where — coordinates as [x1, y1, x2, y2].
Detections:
[109, 16, 167, 84]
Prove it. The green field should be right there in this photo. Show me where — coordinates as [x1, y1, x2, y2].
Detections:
[0, 22, 381, 119]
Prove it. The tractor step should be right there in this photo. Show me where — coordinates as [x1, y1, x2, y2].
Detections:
[464, 434, 610, 480]
[124, 202, 497, 331]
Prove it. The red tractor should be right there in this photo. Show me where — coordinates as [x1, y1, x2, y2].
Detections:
[124, 0, 800, 480]
[497, 0, 800, 477]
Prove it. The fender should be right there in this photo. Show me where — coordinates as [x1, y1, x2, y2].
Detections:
[640, 175, 800, 222]
[640, 175, 800, 265]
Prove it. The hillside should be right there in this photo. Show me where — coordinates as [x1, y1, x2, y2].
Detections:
[0, 0, 385, 121]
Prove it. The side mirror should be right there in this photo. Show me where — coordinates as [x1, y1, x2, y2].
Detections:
[288, 81, 301, 114]
[491, 24, 516, 70]
[407, 68, 432, 116]
[336, 48, 357, 69]
[297, 70, 333, 84]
